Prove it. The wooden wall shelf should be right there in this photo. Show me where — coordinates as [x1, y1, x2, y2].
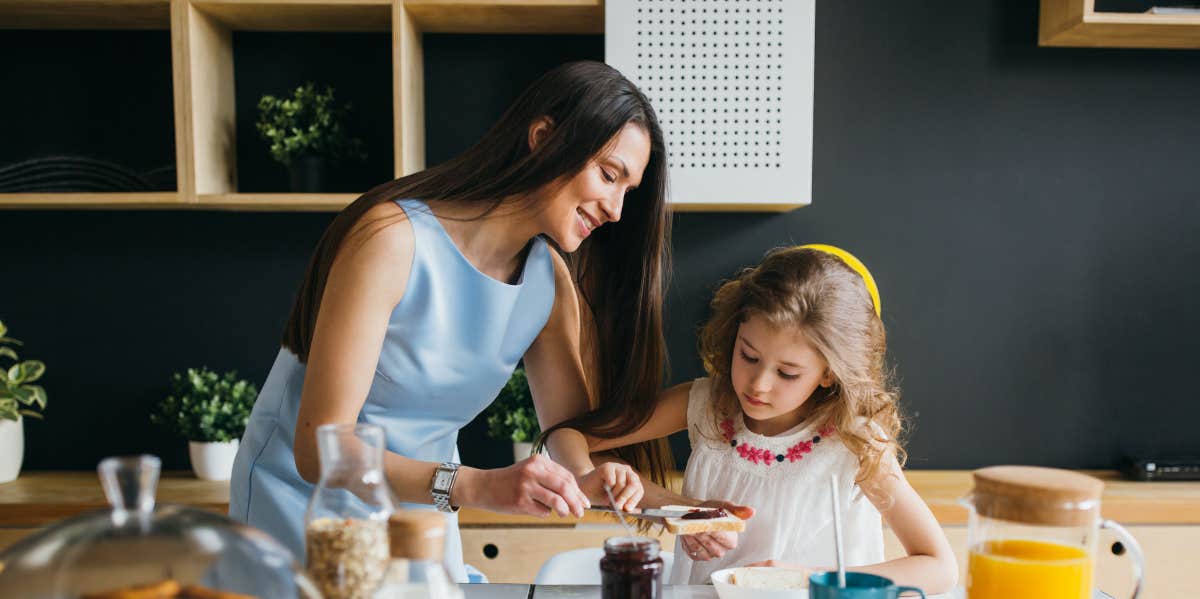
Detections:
[196, 192, 359, 211]
[1040, 0, 1200, 48]
[0, 192, 181, 209]
[191, 0, 392, 32]
[405, 0, 602, 34]
[0, 0, 171, 30]
[0, 0, 798, 212]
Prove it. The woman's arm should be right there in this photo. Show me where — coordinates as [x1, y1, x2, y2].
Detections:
[523, 251, 648, 510]
[293, 203, 589, 517]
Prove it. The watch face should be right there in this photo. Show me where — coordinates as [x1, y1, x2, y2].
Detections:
[435, 470, 453, 490]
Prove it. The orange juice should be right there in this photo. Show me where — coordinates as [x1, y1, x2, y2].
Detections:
[966, 538, 1092, 599]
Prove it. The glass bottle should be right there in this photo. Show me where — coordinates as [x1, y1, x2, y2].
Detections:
[305, 423, 398, 599]
[600, 536, 663, 599]
[374, 509, 464, 599]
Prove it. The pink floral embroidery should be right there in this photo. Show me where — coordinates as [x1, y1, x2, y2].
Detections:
[727, 420, 831, 467]
[720, 418, 736, 442]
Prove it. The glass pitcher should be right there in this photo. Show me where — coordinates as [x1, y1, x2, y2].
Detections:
[306, 422, 398, 599]
[961, 466, 1144, 599]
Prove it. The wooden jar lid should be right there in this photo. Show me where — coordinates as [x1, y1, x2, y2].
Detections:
[970, 466, 1104, 527]
[388, 510, 446, 561]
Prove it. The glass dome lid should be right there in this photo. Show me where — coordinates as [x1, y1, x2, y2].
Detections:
[0, 455, 321, 599]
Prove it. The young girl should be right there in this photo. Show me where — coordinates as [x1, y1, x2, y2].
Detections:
[577, 245, 958, 593]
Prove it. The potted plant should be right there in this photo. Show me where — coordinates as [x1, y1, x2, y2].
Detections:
[484, 368, 541, 463]
[151, 367, 257, 481]
[0, 320, 47, 483]
[255, 82, 366, 193]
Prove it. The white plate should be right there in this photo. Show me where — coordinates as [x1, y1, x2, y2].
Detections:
[711, 567, 809, 599]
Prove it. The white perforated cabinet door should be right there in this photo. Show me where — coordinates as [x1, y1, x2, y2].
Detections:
[606, 0, 815, 209]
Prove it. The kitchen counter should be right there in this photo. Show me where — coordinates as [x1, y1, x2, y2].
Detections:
[0, 471, 1189, 596]
[1, 469, 1196, 527]
[460, 584, 1114, 599]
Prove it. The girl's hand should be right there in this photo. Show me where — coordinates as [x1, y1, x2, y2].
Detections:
[678, 499, 755, 561]
[576, 462, 644, 511]
[743, 560, 813, 575]
[467, 454, 590, 518]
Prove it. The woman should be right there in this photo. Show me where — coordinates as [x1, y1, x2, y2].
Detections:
[229, 61, 673, 581]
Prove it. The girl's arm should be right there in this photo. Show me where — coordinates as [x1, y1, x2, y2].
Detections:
[523, 250, 646, 511]
[584, 380, 693, 452]
[851, 454, 958, 594]
[746, 452, 958, 593]
[294, 203, 589, 518]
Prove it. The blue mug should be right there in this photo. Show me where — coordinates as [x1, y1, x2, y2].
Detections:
[808, 572, 926, 599]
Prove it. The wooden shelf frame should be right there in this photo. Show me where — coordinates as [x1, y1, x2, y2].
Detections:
[1, 0, 799, 212]
[1040, 0, 1200, 49]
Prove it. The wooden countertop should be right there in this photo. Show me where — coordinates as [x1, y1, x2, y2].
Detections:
[2, 470, 1197, 528]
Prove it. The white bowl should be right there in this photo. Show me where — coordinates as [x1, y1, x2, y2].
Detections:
[711, 567, 809, 599]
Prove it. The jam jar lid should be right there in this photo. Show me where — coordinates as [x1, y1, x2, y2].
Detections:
[603, 536, 661, 559]
[0, 455, 321, 599]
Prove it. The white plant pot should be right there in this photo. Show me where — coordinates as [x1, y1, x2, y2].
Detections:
[0, 416, 23, 484]
[188, 439, 239, 481]
[513, 441, 534, 463]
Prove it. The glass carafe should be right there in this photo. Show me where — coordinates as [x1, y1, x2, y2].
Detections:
[374, 509, 463, 599]
[305, 422, 398, 599]
[961, 466, 1144, 599]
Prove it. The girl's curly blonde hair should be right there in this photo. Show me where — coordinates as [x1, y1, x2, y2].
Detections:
[698, 246, 905, 490]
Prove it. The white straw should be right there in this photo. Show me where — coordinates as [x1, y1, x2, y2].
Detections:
[830, 474, 846, 588]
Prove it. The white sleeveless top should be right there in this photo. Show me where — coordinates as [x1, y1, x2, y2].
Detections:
[670, 378, 885, 585]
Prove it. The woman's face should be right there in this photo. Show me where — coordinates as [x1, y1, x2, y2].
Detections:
[537, 122, 651, 252]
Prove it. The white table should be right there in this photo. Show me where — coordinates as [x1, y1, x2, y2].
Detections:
[461, 584, 1116, 599]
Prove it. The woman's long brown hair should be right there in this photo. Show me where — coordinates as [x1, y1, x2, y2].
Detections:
[282, 61, 675, 487]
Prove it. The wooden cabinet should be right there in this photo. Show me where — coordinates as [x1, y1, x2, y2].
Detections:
[1040, 0, 1200, 49]
[0, 0, 778, 212]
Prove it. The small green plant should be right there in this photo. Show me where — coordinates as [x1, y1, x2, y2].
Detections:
[0, 320, 47, 422]
[255, 82, 366, 166]
[484, 368, 541, 443]
[151, 367, 258, 443]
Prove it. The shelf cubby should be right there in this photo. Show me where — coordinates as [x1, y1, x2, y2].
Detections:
[1041, 0, 1200, 48]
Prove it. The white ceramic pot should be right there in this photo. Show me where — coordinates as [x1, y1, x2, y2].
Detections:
[0, 416, 24, 484]
[188, 439, 239, 481]
[513, 441, 534, 463]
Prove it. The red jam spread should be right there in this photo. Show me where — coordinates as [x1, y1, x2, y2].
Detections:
[680, 508, 728, 520]
[600, 536, 663, 599]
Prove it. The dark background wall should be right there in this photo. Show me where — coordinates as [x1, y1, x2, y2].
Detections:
[3, 1, 1198, 473]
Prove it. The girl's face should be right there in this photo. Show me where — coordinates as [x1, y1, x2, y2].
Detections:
[730, 314, 834, 436]
[537, 122, 650, 252]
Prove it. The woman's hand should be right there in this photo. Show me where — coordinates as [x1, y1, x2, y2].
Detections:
[576, 462, 644, 511]
[460, 454, 590, 518]
[678, 499, 755, 561]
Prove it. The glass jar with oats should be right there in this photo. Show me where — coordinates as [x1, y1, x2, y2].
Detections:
[305, 423, 398, 599]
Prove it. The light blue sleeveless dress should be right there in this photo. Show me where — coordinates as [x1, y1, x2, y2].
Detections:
[229, 198, 556, 582]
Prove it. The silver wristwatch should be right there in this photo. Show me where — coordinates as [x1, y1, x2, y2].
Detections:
[431, 462, 460, 513]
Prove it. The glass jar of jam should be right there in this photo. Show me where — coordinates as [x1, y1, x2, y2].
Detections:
[600, 536, 663, 599]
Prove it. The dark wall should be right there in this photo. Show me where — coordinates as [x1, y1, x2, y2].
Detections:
[3, 1, 1198, 472]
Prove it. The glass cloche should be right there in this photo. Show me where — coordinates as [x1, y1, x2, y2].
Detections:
[0, 455, 322, 599]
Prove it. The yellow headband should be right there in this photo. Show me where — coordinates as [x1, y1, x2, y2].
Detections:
[799, 244, 882, 317]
